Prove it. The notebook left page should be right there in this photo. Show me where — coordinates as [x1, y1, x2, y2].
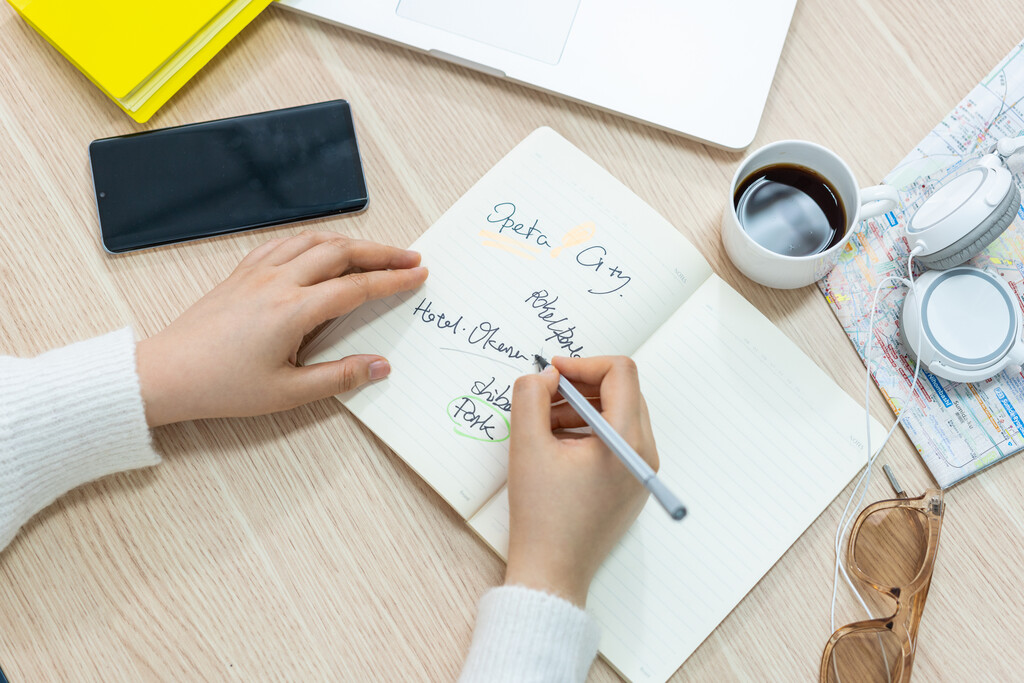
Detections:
[302, 127, 711, 519]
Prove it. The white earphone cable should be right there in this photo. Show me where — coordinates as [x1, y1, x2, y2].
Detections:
[829, 245, 926, 632]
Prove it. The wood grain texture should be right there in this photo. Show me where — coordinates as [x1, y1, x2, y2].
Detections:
[1, 2, 1022, 680]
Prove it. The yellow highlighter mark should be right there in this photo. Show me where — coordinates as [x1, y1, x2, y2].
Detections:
[551, 221, 596, 258]
[479, 230, 541, 261]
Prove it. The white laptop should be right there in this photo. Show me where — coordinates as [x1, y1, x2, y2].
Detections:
[276, 0, 797, 150]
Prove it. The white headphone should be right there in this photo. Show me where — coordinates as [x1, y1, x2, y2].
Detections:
[901, 137, 1024, 383]
[829, 139, 1024, 637]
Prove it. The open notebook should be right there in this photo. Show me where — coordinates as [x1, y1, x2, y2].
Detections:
[302, 128, 882, 682]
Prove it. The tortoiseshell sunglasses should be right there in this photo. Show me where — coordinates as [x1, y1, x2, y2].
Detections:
[821, 466, 944, 683]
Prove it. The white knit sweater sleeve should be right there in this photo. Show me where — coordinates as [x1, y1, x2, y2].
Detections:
[0, 327, 160, 551]
[459, 585, 601, 682]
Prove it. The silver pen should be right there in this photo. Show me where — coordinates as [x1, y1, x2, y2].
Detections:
[534, 355, 686, 521]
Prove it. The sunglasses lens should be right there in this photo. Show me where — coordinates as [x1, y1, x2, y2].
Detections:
[853, 506, 929, 588]
[825, 628, 904, 682]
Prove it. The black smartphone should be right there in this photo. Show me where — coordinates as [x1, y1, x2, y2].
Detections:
[89, 100, 368, 253]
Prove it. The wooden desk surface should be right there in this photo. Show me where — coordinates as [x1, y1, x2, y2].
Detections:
[2, 2, 1022, 680]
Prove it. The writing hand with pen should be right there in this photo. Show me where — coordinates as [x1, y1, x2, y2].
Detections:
[504, 355, 662, 607]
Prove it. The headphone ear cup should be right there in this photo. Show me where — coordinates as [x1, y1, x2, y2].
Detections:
[915, 183, 1021, 270]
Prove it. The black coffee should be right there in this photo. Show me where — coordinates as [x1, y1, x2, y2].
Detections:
[733, 163, 846, 257]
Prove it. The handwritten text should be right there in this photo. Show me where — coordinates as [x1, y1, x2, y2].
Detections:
[413, 298, 530, 363]
[471, 377, 512, 413]
[523, 290, 584, 357]
[576, 245, 632, 295]
[487, 202, 553, 248]
[447, 396, 510, 442]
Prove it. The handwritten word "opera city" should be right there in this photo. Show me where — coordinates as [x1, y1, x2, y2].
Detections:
[485, 202, 632, 296]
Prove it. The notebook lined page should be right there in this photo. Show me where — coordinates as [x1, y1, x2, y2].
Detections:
[468, 275, 883, 682]
[302, 128, 711, 518]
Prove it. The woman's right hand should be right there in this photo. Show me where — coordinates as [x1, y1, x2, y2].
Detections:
[504, 356, 659, 607]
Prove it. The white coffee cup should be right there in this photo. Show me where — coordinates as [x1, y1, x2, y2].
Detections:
[721, 140, 899, 289]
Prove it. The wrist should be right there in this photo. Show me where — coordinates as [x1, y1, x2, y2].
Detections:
[136, 334, 190, 427]
[504, 557, 592, 608]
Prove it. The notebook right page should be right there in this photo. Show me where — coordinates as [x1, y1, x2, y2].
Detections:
[470, 274, 882, 682]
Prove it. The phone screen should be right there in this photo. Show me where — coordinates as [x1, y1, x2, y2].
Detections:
[89, 100, 368, 253]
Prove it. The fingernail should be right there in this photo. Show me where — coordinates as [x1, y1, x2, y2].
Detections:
[542, 365, 557, 376]
[413, 266, 429, 276]
[369, 360, 391, 380]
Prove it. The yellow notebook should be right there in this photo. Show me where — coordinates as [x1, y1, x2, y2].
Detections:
[10, 0, 271, 122]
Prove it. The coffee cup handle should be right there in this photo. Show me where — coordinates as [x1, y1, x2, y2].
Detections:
[860, 184, 899, 219]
